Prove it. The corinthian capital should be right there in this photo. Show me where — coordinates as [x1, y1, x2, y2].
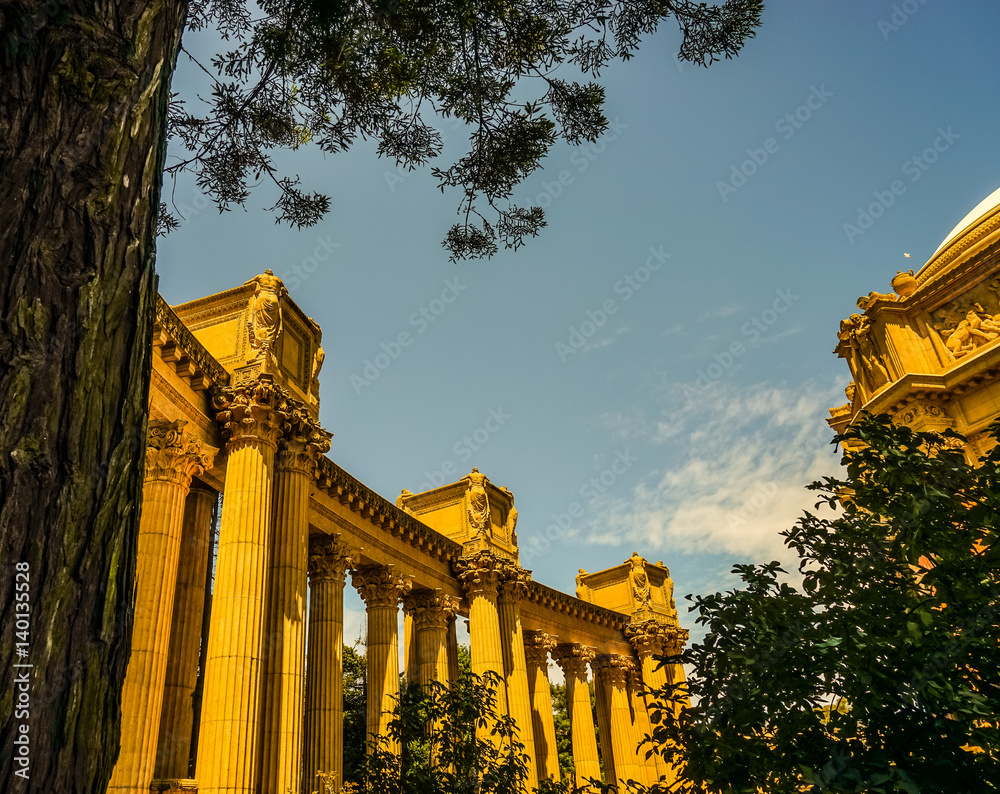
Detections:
[213, 373, 288, 450]
[522, 630, 557, 669]
[552, 642, 595, 679]
[403, 590, 462, 631]
[352, 565, 412, 609]
[594, 653, 636, 686]
[626, 619, 689, 658]
[308, 535, 358, 585]
[145, 420, 217, 489]
[498, 563, 532, 603]
[454, 551, 506, 598]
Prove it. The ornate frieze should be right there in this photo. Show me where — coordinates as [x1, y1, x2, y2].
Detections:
[352, 565, 412, 609]
[931, 281, 1000, 359]
[522, 630, 557, 668]
[307, 536, 358, 585]
[145, 419, 217, 488]
[403, 590, 461, 631]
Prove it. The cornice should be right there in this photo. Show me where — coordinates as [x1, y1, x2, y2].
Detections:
[918, 205, 1000, 289]
[154, 295, 229, 390]
[315, 456, 464, 564]
[525, 581, 629, 631]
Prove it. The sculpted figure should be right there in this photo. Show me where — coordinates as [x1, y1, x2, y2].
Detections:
[628, 552, 652, 609]
[575, 569, 589, 600]
[462, 467, 491, 534]
[506, 505, 518, 545]
[245, 269, 286, 356]
[941, 305, 1000, 357]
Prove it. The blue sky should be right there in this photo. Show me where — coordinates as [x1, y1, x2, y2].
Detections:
[157, 0, 1000, 643]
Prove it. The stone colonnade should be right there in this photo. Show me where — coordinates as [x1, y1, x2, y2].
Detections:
[109, 375, 685, 794]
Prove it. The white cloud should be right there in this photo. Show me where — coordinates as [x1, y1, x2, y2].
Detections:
[583, 380, 844, 565]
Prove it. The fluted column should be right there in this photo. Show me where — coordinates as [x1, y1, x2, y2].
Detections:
[597, 654, 641, 787]
[304, 536, 358, 794]
[404, 591, 461, 687]
[261, 414, 331, 794]
[626, 620, 690, 786]
[593, 665, 615, 785]
[108, 421, 216, 794]
[446, 616, 460, 683]
[553, 643, 601, 789]
[523, 631, 560, 783]
[455, 553, 508, 731]
[353, 565, 412, 753]
[196, 375, 286, 794]
[404, 613, 418, 684]
[498, 566, 538, 792]
[155, 484, 217, 779]
[628, 667, 658, 786]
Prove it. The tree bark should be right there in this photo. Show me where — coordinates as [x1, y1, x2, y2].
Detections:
[0, 2, 187, 791]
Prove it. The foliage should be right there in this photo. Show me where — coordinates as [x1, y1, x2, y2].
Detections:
[343, 641, 369, 784]
[165, 0, 763, 258]
[358, 669, 529, 794]
[645, 414, 1000, 793]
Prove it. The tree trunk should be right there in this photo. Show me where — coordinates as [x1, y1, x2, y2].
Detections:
[0, 1, 187, 791]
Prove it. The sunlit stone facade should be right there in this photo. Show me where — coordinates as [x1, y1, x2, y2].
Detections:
[830, 186, 1000, 455]
[109, 270, 689, 793]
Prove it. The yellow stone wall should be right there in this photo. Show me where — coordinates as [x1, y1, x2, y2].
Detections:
[830, 187, 1000, 457]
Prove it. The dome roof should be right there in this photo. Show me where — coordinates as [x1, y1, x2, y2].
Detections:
[931, 185, 1000, 256]
[918, 185, 1000, 286]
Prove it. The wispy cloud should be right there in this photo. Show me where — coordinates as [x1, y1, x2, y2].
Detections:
[583, 380, 844, 565]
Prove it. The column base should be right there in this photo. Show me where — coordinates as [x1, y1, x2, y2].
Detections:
[150, 779, 198, 793]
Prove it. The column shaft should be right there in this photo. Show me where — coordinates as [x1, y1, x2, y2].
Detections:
[108, 421, 213, 794]
[554, 645, 600, 789]
[457, 555, 508, 730]
[155, 485, 216, 779]
[196, 379, 283, 794]
[499, 577, 538, 791]
[446, 616, 460, 684]
[523, 631, 560, 783]
[304, 537, 356, 794]
[353, 567, 411, 755]
[260, 449, 314, 794]
[602, 658, 641, 787]
[593, 667, 615, 786]
[629, 671, 660, 786]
